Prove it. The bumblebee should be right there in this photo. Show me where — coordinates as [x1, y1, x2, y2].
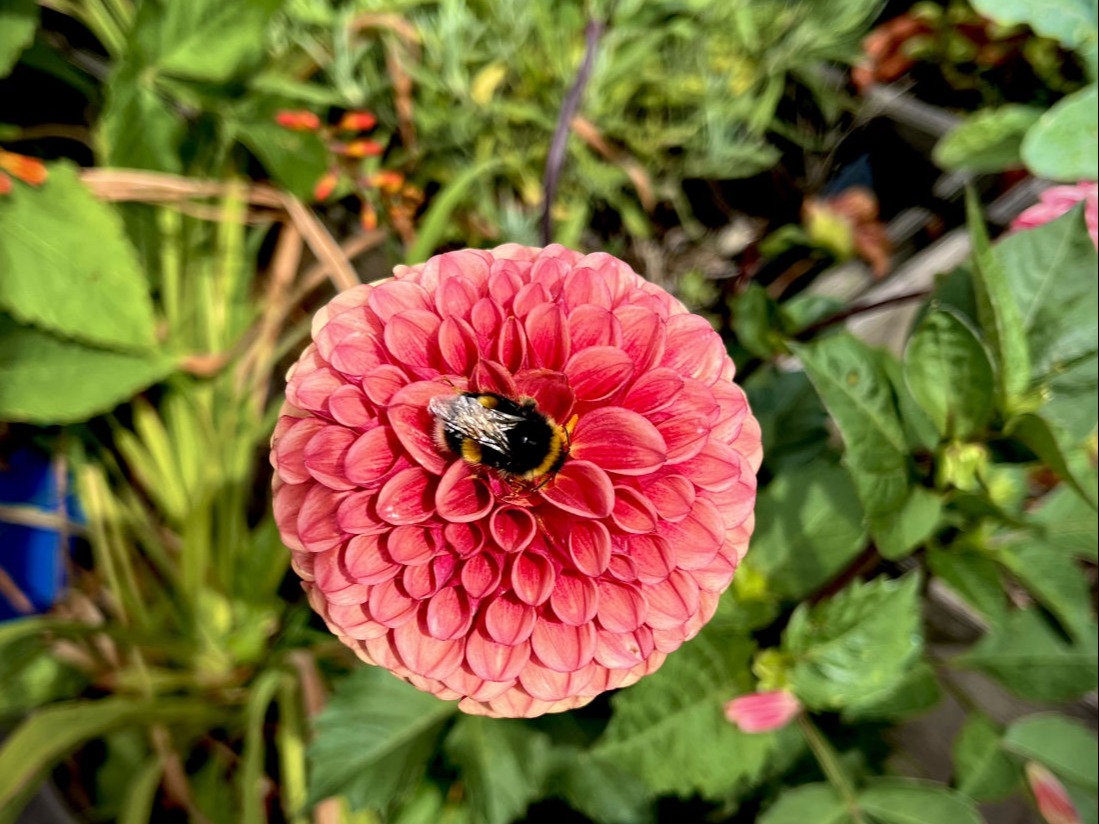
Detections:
[429, 392, 569, 479]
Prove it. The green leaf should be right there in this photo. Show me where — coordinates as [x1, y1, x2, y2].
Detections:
[873, 485, 944, 561]
[1007, 413, 1097, 510]
[791, 335, 910, 522]
[747, 463, 867, 600]
[952, 714, 1020, 801]
[858, 778, 983, 824]
[966, 189, 1031, 409]
[933, 105, 1043, 173]
[732, 283, 784, 358]
[1022, 85, 1099, 182]
[1030, 484, 1099, 561]
[0, 163, 157, 350]
[783, 575, 923, 710]
[234, 119, 330, 201]
[98, 69, 184, 171]
[746, 368, 832, 474]
[128, 0, 283, 83]
[759, 783, 852, 824]
[0, 698, 218, 817]
[549, 751, 653, 824]
[995, 207, 1099, 440]
[307, 667, 457, 812]
[594, 630, 792, 799]
[444, 717, 551, 824]
[841, 660, 942, 722]
[406, 159, 503, 264]
[904, 309, 995, 440]
[998, 540, 1096, 641]
[926, 546, 1007, 627]
[970, 0, 1098, 53]
[1004, 714, 1099, 792]
[959, 608, 1098, 701]
[0, 316, 176, 424]
[0, 0, 38, 78]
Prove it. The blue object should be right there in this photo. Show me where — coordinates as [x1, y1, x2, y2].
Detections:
[0, 448, 80, 622]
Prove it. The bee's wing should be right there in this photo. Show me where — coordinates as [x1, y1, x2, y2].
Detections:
[431, 395, 523, 455]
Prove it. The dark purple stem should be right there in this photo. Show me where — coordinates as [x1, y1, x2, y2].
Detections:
[541, 17, 605, 246]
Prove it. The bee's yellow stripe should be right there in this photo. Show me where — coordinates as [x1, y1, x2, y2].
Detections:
[526, 422, 566, 478]
[461, 440, 483, 465]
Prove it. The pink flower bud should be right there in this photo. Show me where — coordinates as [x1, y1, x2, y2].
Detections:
[723, 690, 801, 733]
[1011, 181, 1098, 250]
[1026, 762, 1081, 824]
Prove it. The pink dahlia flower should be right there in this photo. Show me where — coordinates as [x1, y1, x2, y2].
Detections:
[271, 244, 761, 717]
[1011, 181, 1098, 250]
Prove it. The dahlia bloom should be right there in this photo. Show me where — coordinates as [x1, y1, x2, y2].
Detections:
[271, 244, 761, 717]
[1011, 181, 1098, 250]
[723, 690, 801, 733]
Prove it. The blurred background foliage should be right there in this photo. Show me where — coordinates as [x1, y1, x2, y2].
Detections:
[1, 0, 1096, 823]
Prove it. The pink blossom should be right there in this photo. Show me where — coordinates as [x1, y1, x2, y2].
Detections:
[723, 690, 801, 733]
[1011, 181, 1098, 250]
[271, 245, 761, 717]
[1027, 763, 1081, 824]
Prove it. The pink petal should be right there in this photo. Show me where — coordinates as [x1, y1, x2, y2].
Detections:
[488, 267, 523, 308]
[484, 593, 537, 645]
[519, 660, 596, 701]
[495, 315, 528, 372]
[531, 618, 597, 672]
[290, 367, 346, 415]
[465, 629, 532, 681]
[661, 313, 726, 383]
[638, 474, 695, 522]
[296, 484, 346, 552]
[386, 525, 439, 565]
[344, 533, 400, 584]
[435, 461, 494, 523]
[513, 282, 551, 317]
[594, 625, 655, 669]
[700, 473, 756, 531]
[571, 408, 667, 475]
[550, 572, 599, 626]
[524, 304, 571, 370]
[710, 381, 751, 444]
[445, 521, 486, 557]
[562, 267, 613, 310]
[692, 548, 739, 593]
[607, 553, 639, 583]
[723, 690, 801, 733]
[596, 580, 647, 632]
[437, 317, 480, 375]
[514, 369, 574, 424]
[392, 619, 464, 680]
[326, 602, 386, 640]
[644, 570, 700, 629]
[660, 499, 725, 569]
[565, 346, 635, 402]
[470, 298, 503, 346]
[510, 551, 556, 606]
[628, 533, 676, 584]
[337, 490, 388, 535]
[567, 520, 612, 577]
[611, 485, 659, 533]
[313, 548, 369, 604]
[344, 426, 402, 485]
[617, 305, 666, 371]
[541, 460, 614, 518]
[367, 280, 433, 321]
[677, 440, 743, 491]
[434, 274, 478, 319]
[376, 467, 437, 525]
[460, 553, 502, 599]
[328, 384, 375, 428]
[361, 364, 409, 407]
[621, 368, 683, 416]
[652, 409, 710, 464]
[368, 578, 419, 627]
[438, 249, 491, 288]
[272, 417, 325, 484]
[490, 506, 537, 553]
[470, 359, 518, 397]
[403, 561, 440, 600]
[568, 304, 621, 349]
[388, 382, 450, 475]
[383, 309, 441, 373]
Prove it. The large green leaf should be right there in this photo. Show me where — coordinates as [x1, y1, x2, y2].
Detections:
[0, 0, 37, 78]
[233, 118, 330, 201]
[966, 189, 1030, 409]
[904, 309, 995, 440]
[98, 69, 184, 171]
[952, 714, 1020, 801]
[0, 698, 218, 820]
[959, 608, 1098, 701]
[1022, 85, 1099, 181]
[933, 105, 1043, 173]
[0, 316, 176, 424]
[444, 718, 552, 824]
[759, 783, 852, 824]
[1007, 413, 1097, 510]
[746, 462, 867, 600]
[307, 667, 457, 812]
[857, 778, 983, 824]
[791, 335, 910, 528]
[926, 546, 1007, 627]
[840, 660, 942, 722]
[998, 540, 1096, 641]
[0, 163, 157, 350]
[1029, 483, 1098, 561]
[1004, 714, 1099, 792]
[548, 751, 653, 824]
[970, 0, 1097, 52]
[745, 367, 832, 474]
[594, 630, 793, 799]
[783, 575, 922, 710]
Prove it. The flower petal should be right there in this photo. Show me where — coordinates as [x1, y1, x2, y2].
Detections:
[531, 619, 596, 672]
[644, 570, 700, 630]
[550, 572, 599, 626]
[541, 460, 614, 518]
[392, 619, 464, 680]
[510, 551, 556, 606]
[490, 506, 537, 553]
[460, 553, 502, 599]
[571, 408, 667, 475]
[376, 467, 437, 525]
[435, 461, 494, 523]
[723, 691, 801, 734]
[345, 426, 402, 485]
[567, 520, 612, 577]
[465, 629, 531, 681]
[483, 592, 537, 645]
[524, 303, 570, 370]
[596, 580, 647, 632]
[611, 485, 659, 533]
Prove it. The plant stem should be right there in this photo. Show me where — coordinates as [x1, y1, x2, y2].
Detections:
[797, 716, 868, 824]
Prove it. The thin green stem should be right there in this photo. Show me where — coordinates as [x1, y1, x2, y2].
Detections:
[798, 716, 868, 824]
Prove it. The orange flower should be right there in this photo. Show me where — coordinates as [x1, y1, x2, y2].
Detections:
[369, 170, 405, 194]
[313, 170, 339, 202]
[0, 173, 11, 195]
[0, 151, 48, 187]
[339, 111, 378, 132]
[359, 201, 378, 230]
[275, 110, 321, 131]
[340, 139, 384, 158]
